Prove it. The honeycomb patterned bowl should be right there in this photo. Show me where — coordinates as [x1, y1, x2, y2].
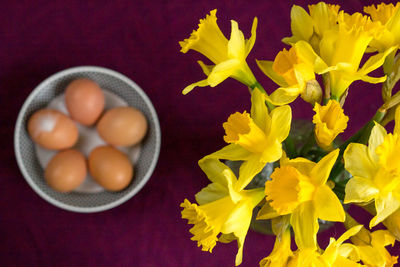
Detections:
[14, 66, 161, 213]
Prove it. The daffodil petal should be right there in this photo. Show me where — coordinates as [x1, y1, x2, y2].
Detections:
[269, 105, 292, 142]
[344, 176, 379, 204]
[314, 185, 345, 222]
[359, 47, 397, 75]
[344, 143, 376, 179]
[368, 123, 387, 163]
[250, 87, 270, 133]
[195, 182, 228, 205]
[222, 190, 264, 266]
[285, 157, 316, 177]
[257, 202, 280, 220]
[334, 256, 362, 267]
[245, 17, 257, 57]
[256, 60, 288, 87]
[218, 233, 236, 243]
[207, 144, 253, 161]
[198, 157, 236, 187]
[208, 59, 241, 86]
[356, 246, 387, 266]
[197, 60, 214, 76]
[358, 75, 387, 84]
[387, 5, 400, 33]
[236, 155, 266, 191]
[235, 236, 245, 266]
[182, 79, 209, 95]
[336, 225, 363, 245]
[290, 5, 313, 42]
[310, 149, 339, 185]
[370, 230, 396, 247]
[260, 139, 282, 163]
[294, 40, 329, 73]
[265, 87, 300, 105]
[291, 202, 318, 249]
[370, 193, 400, 227]
[228, 20, 245, 60]
[337, 243, 360, 261]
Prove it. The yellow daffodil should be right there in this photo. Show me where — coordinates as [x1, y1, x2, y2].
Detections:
[286, 225, 363, 267]
[180, 158, 264, 266]
[313, 100, 349, 150]
[344, 107, 400, 228]
[282, 2, 340, 52]
[259, 229, 293, 267]
[294, 11, 395, 100]
[364, 3, 400, 53]
[256, 46, 321, 105]
[345, 214, 398, 267]
[179, 9, 258, 95]
[354, 230, 398, 267]
[263, 149, 345, 249]
[204, 88, 291, 191]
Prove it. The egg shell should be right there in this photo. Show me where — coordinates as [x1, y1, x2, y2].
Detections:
[45, 149, 87, 192]
[28, 109, 79, 150]
[97, 107, 148, 147]
[65, 78, 105, 126]
[88, 146, 133, 191]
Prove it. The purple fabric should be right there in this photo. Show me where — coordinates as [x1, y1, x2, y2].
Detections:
[1, 0, 399, 266]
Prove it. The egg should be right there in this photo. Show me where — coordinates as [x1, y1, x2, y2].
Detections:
[88, 146, 133, 191]
[28, 109, 79, 150]
[45, 149, 87, 192]
[65, 78, 105, 126]
[97, 107, 147, 146]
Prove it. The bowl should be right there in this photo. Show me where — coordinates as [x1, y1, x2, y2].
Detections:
[14, 66, 161, 213]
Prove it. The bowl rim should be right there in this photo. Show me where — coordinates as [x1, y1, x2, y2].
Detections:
[14, 65, 161, 213]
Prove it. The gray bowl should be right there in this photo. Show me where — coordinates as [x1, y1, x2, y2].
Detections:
[14, 66, 161, 213]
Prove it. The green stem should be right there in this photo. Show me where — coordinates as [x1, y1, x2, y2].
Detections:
[331, 95, 340, 102]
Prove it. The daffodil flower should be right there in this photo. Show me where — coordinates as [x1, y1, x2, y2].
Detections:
[364, 3, 400, 53]
[256, 46, 320, 105]
[313, 100, 349, 150]
[282, 2, 340, 52]
[179, 9, 258, 95]
[262, 149, 345, 249]
[345, 214, 398, 267]
[203, 88, 291, 191]
[180, 158, 264, 266]
[286, 225, 363, 267]
[344, 107, 400, 228]
[261, 225, 362, 267]
[295, 16, 395, 99]
[354, 230, 399, 266]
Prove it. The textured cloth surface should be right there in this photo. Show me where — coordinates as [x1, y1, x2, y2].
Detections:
[1, 0, 399, 266]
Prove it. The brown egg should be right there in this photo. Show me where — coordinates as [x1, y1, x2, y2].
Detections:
[28, 109, 79, 150]
[65, 78, 105, 126]
[88, 146, 133, 191]
[97, 107, 147, 147]
[45, 149, 87, 192]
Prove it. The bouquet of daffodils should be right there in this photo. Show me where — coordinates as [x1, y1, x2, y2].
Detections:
[179, 3, 400, 266]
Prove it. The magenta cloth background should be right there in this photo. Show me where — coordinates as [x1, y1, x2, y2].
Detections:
[1, 0, 399, 266]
